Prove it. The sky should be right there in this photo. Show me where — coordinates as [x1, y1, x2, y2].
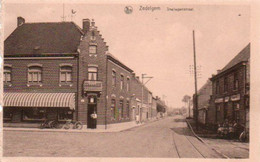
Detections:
[3, 2, 250, 108]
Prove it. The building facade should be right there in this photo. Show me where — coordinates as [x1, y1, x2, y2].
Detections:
[210, 44, 250, 133]
[3, 17, 162, 129]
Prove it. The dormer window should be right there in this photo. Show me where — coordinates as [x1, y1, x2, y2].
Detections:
[89, 45, 97, 54]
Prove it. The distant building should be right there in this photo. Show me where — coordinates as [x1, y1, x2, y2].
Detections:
[210, 43, 250, 133]
[193, 80, 212, 125]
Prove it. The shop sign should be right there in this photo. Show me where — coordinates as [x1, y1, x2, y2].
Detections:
[224, 97, 229, 102]
[83, 80, 102, 92]
[215, 98, 223, 103]
[231, 94, 240, 101]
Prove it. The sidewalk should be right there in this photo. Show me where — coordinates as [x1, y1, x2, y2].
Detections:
[186, 118, 249, 158]
[3, 117, 160, 133]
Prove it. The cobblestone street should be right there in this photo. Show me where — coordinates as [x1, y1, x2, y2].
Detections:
[4, 115, 223, 158]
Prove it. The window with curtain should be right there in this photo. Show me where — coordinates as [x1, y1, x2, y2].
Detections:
[28, 66, 42, 83]
[88, 67, 98, 81]
[60, 66, 72, 83]
[4, 66, 12, 83]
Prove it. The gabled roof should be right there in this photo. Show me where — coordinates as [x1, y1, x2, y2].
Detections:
[220, 43, 250, 73]
[4, 22, 84, 56]
[106, 52, 134, 73]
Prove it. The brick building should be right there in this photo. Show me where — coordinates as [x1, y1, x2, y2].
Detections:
[209, 43, 250, 133]
[193, 80, 212, 125]
[3, 17, 147, 129]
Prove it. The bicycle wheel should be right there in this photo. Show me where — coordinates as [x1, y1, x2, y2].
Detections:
[40, 123, 45, 129]
[74, 122, 83, 130]
[64, 123, 70, 129]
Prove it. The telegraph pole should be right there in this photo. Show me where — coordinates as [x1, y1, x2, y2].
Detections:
[141, 74, 153, 123]
[193, 30, 199, 131]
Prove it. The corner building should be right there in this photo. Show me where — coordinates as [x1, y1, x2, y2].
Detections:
[3, 17, 135, 129]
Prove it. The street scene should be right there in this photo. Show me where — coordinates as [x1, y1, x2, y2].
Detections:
[2, 2, 252, 160]
[4, 115, 247, 158]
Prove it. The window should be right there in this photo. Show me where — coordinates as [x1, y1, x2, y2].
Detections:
[111, 99, 116, 120]
[28, 66, 42, 83]
[126, 101, 130, 118]
[88, 67, 98, 81]
[224, 77, 228, 92]
[60, 66, 72, 83]
[234, 73, 239, 90]
[120, 75, 124, 90]
[89, 45, 97, 54]
[91, 31, 96, 40]
[112, 70, 116, 87]
[119, 100, 124, 119]
[3, 107, 13, 121]
[22, 108, 46, 121]
[58, 108, 73, 121]
[216, 80, 220, 94]
[4, 66, 12, 83]
[126, 77, 130, 91]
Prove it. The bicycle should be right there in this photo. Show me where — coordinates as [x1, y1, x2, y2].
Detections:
[40, 119, 57, 129]
[63, 120, 83, 130]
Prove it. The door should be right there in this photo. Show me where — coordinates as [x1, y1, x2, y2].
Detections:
[87, 104, 97, 129]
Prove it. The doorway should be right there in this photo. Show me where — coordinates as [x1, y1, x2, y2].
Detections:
[87, 96, 97, 129]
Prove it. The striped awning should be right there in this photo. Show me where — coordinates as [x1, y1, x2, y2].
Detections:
[4, 93, 75, 110]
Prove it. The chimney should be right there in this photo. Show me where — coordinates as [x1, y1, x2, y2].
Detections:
[132, 73, 136, 77]
[91, 19, 95, 27]
[136, 76, 139, 80]
[17, 16, 25, 27]
[217, 70, 221, 74]
[82, 18, 90, 33]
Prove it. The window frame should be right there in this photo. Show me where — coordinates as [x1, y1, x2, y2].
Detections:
[89, 45, 97, 54]
[126, 77, 130, 92]
[112, 70, 116, 87]
[22, 108, 47, 121]
[88, 66, 98, 81]
[3, 66, 12, 84]
[60, 65, 73, 83]
[224, 77, 228, 92]
[215, 80, 220, 94]
[120, 74, 124, 90]
[28, 65, 42, 84]
[126, 101, 130, 118]
[119, 100, 124, 119]
[233, 73, 239, 90]
[111, 99, 116, 120]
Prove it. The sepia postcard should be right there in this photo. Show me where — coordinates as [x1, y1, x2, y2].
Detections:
[0, 0, 260, 162]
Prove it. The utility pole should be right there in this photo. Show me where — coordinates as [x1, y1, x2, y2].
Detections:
[193, 30, 199, 131]
[141, 74, 153, 123]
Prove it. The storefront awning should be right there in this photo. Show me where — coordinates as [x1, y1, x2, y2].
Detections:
[4, 93, 75, 110]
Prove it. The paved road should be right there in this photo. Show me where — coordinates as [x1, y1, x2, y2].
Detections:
[3, 115, 223, 158]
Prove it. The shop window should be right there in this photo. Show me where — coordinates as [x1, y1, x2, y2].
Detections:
[224, 77, 228, 92]
[119, 100, 124, 119]
[111, 99, 116, 120]
[60, 66, 72, 83]
[89, 45, 97, 54]
[126, 101, 130, 118]
[28, 66, 42, 83]
[234, 73, 239, 90]
[112, 70, 116, 87]
[4, 66, 12, 83]
[126, 77, 130, 91]
[22, 108, 46, 121]
[120, 75, 124, 90]
[3, 107, 13, 121]
[88, 67, 98, 81]
[58, 108, 73, 121]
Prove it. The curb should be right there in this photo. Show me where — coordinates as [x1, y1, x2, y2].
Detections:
[186, 119, 230, 159]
